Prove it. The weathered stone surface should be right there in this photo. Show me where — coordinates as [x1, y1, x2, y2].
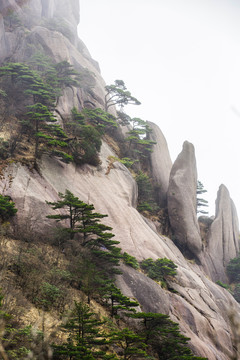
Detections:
[117, 263, 240, 359]
[0, 143, 178, 262]
[0, 15, 7, 59]
[116, 264, 170, 314]
[0, 0, 106, 118]
[1, 27, 106, 116]
[1, 148, 240, 358]
[0, 0, 21, 14]
[1, 1, 240, 358]
[148, 121, 172, 207]
[202, 185, 240, 282]
[167, 141, 202, 257]
[0, 0, 79, 44]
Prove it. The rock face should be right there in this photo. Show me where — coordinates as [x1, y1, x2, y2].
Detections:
[148, 121, 172, 207]
[167, 141, 202, 258]
[1, 2, 240, 359]
[0, 149, 240, 359]
[0, 15, 7, 59]
[0, 0, 104, 117]
[0, 144, 178, 261]
[202, 185, 240, 282]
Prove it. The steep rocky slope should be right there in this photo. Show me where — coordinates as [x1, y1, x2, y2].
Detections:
[0, 1, 240, 359]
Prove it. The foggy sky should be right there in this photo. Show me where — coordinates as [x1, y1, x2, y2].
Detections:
[79, 0, 240, 217]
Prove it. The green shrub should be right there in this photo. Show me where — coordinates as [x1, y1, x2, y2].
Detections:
[227, 255, 240, 283]
[0, 194, 18, 221]
[3, 10, 22, 30]
[37, 282, 61, 311]
[123, 252, 139, 269]
[216, 280, 230, 290]
[51, 150, 73, 163]
[67, 109, 102, 166]
[0, 139, 10, 160]
[140, 257, 177, 282]
[137, 201, 154, 212]
[135, 171, 158, 213]
[119, 157, 135, 168]
[233, 284, 240, 303]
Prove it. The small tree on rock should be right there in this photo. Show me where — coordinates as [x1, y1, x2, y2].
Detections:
[104, 284, 139, 318]
[110, 327, 147, 359]
[227, 255, 240, 283]
[129, 312, 208, 360]
[52, 301, 113, 359]
[0, 195, 17, 222]
[197, 181, 208, 215]
[105, 80, 141, 112]
[140, 258, 177, 282]
[46, 190, 122, 277]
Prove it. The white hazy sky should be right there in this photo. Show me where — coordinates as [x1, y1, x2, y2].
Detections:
[78, 0, 240, 217]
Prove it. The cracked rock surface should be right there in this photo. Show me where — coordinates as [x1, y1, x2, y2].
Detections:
[0, 1, 240, 358]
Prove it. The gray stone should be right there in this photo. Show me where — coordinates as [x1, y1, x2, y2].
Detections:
[148, 121, 172, 207]
[117, 265, 170, 314]
[203, 184, 240, 282]
[0, 0, 20, 14]
[1, 2, 240, 358]
[167, 141, 202, 257]
[0, 15, 7, 59]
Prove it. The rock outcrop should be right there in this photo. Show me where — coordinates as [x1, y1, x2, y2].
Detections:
[1, 1, 240, 359]
[148, 121, 172, 207]
[0, 15, 7, 59]
[167, 141, 202, 258]
[0, 17, 105, 119]
[0, 144, 239, 359]
[202, 185, 240, 282]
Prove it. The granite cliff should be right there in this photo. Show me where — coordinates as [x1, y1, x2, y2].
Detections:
[0, 1, 240, 359]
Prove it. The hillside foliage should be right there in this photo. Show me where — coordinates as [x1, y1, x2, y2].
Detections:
[0, 190, 208, 359]
[0, 16, 210, 358]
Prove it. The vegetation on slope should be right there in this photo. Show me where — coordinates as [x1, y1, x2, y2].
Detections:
[0, 17, 211, 357]
[0, 190, 207, 359]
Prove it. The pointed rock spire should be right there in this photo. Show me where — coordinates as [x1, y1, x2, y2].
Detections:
[167, 141, 202, 257]
[147, 121, 172, 207]
[203, 184, 240, 282]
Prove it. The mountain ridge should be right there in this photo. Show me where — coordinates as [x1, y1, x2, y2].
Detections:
[0, 1, 240, 359]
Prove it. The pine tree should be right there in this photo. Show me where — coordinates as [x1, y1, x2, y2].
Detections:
[105, 80, 141, 112]
[122, 252, 139, 270]
[66, 107, 102, 165]
[140, 258, 177, 282]
[46, 190, 122, 277]
[104, 284, 139, 318]
[52, 301, 116, 360]
[0, 62, 76, 161]
[197, 181, 208, 215]
[227, 255, 240, 283]
[0, 195, 17, 222]
[110, 328, 147, 360]
[125, 117, 156, 161]
[76, 256, 110, 304]
[46, 190, 108, 240]
[129, 312, 207, 360]
[82, 108, 118, 134]
[135, 172, 158, 213]
[0, 62, 55, 107]
[24, 102, 69, 160]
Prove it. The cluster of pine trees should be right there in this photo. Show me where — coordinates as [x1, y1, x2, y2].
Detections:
[0, 39, 209, 359]
[0, 58, 161, 215]
[0, 190, 207, 359]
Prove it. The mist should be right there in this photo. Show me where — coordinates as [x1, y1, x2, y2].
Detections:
[79, 0, 240, 218]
